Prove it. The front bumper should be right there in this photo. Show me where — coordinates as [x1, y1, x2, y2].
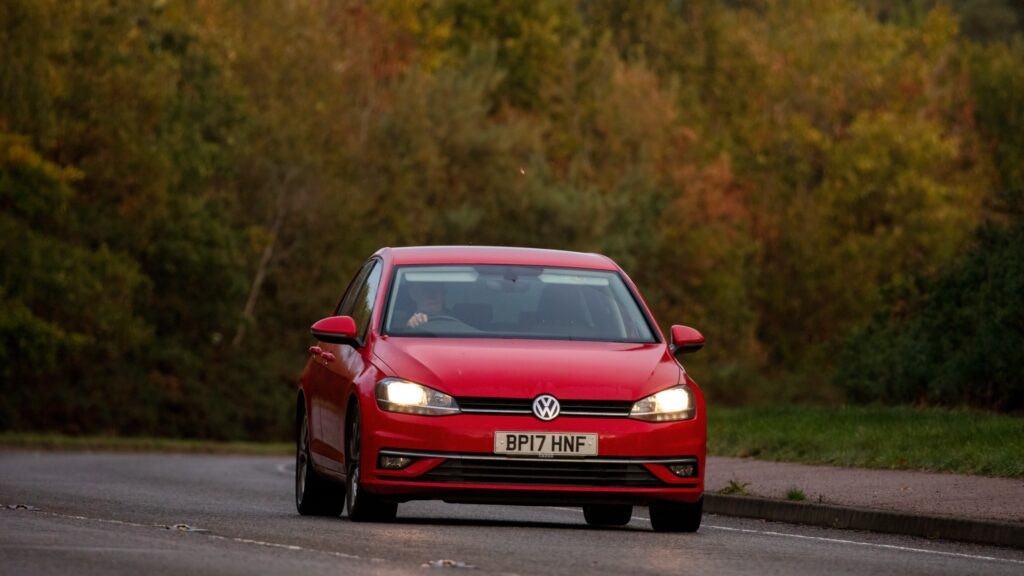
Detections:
[359, 408, 706, 505]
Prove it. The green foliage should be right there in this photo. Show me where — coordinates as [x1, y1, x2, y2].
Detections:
[970, 40, 1024, 192]
[0, 2, 255, 438]
[785, 488, 807, 501]
[709, 405, 1024, 477]
[718, 479, 750, 496]
[434, 0, 581, 109]
[2, 0, 1022, 441]
[836, 188, 1024, 410]
[858, 0, 1024, 43]
[143, 196, 247, 345]
[0, 432, 289, 455]
[0, 135, 150, 431]
[712, 4, 989, 381]
[0, 0, 60, 141]
[0, 134, 76, 229]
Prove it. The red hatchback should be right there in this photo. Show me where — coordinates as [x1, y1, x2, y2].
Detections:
[296, 246, 707, 532]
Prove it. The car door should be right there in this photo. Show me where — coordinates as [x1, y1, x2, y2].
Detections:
[308, 260, 372, 472]
[319, 259, 383, 471]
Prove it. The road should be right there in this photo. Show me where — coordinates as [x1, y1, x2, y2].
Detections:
[1, 452, 1021, 575]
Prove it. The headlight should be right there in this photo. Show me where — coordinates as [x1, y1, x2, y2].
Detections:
[375, 378, 460, 416]
[629, 385, 695, 422]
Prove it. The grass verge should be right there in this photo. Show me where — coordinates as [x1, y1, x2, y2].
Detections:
[708, 405, 1024, 478]
[0, 432, 290, 456]
[5, 406, 1022, 477]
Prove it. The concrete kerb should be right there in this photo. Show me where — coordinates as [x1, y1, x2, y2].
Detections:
[704, 494, 1024, 550]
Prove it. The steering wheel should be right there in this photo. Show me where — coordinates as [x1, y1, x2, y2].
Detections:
[425, 314, 460, 323]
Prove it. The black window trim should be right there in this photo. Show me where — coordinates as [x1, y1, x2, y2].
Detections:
[331, 256, 384, 348]
[354, 260, 384, 342]
[334, 258, 376, 317]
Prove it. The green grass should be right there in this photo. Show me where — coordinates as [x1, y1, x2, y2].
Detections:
[785, 487, 806, 501]
[717, 479, 750, 495]
[0, 432, 290, 456]
[708, 405, 1024, 478]
[5, 406, 1022, 478]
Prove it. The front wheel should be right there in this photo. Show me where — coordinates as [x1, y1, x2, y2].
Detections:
[649, 498, 702, 533]
[296, 410, 344, 516]
[344, 407, 397, 522]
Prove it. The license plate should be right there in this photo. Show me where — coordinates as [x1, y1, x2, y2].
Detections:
[494, 431, 598, 457]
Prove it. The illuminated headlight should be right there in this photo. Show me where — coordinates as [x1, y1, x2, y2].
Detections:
[375, 378, 460, 416]
[629, 386, 695, 422]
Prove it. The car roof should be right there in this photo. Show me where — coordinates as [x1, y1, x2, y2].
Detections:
[376, 246, 618, 270]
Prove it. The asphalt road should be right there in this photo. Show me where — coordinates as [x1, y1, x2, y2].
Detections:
[2, 452, 1022, 575]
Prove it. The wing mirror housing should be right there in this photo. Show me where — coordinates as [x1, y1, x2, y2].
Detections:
[310, 316, 359, 346]
[670, 325, 705, 357]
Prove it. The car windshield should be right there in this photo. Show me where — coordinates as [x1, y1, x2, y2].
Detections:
[382, 265, 657, 342]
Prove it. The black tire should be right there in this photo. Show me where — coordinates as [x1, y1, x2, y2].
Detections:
[583, 504, 633, 526]
[649, 498, 703, 533]
[296, 410, 344, 516]
[344, 407, 398, 522]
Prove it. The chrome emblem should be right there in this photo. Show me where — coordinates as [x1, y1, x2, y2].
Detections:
[532, 395, 560, 421]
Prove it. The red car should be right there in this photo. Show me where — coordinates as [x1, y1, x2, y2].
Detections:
[296, 246, 707, 532]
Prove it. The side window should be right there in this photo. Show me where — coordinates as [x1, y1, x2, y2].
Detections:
[336, 261, 374, 317]
[349, 261, 383, 340]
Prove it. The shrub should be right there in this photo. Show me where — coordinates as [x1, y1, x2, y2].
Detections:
[836, 189, 1024, 411]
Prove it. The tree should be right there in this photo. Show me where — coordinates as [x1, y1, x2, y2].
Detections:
[836, 187, 1024, 410]
[0, 134, 149, 431]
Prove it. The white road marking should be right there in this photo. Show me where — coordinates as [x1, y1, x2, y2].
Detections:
[550, 506, 1024, 566]
[275, 462, 292, 474]
[25, 510, 162, 530]
[205, 534, 365, 560]
[7, 508, 372, 562]
[701, 524, 1024, 566]
[11, 501, 1021, 567]
[0, 545, 170, 553]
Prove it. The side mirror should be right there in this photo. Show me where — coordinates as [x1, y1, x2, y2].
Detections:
[670, 325, 705, 356]
[311, 316, 359, 346]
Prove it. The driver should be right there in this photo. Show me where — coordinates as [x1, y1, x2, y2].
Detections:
[406, 282, 446, 328]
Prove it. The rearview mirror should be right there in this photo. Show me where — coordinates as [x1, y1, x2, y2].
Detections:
[311, 316, 359, 346]
[670, 325, 705, 356]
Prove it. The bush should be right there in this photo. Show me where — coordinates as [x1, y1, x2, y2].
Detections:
[836, 189, 1024, 411]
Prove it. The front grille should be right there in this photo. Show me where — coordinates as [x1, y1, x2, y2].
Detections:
[456, 397, 633, 417]
[418, 457, 663, 487]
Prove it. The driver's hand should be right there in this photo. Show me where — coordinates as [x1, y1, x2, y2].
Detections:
[407, 312, 428, 328]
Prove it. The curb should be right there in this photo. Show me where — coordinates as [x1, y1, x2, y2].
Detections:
[704, 494, 1024, 550]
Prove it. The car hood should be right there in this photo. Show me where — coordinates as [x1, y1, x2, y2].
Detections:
[372, 337, 682, 401]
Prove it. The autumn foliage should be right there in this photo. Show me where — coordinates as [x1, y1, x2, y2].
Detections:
[1, 0, 1021, 439]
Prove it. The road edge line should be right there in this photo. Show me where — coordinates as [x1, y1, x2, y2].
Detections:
[704, 494, 1024, 550]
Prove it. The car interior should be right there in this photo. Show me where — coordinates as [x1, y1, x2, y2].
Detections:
[384, 267, 649, 341]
